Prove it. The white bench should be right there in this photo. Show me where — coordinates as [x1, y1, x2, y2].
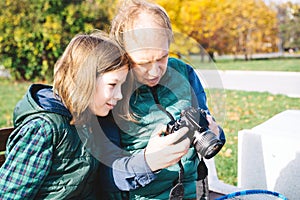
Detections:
[238, 110, 300, 200]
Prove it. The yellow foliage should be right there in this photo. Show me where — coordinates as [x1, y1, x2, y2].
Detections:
[46, 42, 54, 50]
[155, 0, 278, 55]
[13, 28, 24, 42]
[267, 96, 274, 101]
[220, 148, 232, 157]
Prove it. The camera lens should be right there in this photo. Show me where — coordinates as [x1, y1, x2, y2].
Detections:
[193, 130, 223, 159]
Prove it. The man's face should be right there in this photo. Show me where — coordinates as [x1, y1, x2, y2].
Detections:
[128, 47, 169, 87]
[124, 13, 171, 87]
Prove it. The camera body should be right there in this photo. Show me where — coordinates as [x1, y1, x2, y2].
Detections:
[166, 107, 223, 159]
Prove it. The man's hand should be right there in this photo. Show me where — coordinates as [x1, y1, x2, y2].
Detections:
[206, 114, 220, 137]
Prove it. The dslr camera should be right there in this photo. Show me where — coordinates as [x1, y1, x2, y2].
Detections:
[166, 107, 223, 159]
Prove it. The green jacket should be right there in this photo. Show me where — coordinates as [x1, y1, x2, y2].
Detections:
[0, 84, 100, 199]
[119, 58, 199, 199]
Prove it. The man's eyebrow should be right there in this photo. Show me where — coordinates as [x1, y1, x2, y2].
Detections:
[134, 59, 151, 65]
[159, 53, 169, 60]
[133, 53, 168, 65]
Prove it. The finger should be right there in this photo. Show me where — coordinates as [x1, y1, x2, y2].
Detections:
[180, 137, 191, 149]
[173, 137, 190, 152]
[165, 138, 190, 159]
[150, 123, 166, 137]
[164, 127, 189, 144]
[206, 114, 213, 124]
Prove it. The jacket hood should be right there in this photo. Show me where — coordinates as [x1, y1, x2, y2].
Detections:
[13, 84, 72, 127]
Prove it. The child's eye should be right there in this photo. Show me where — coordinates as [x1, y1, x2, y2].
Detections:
[109, 83, 116, 87]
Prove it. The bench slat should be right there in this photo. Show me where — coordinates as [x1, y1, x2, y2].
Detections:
[0, 127, 14, 167]
[0, 127, 14, 151]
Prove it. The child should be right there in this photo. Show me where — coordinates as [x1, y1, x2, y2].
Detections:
[0, 31, 129, 199]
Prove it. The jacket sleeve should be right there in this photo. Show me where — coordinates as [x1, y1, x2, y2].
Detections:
[99, 150, 156, 192]
[186, 64, 209, 111]
[98, 116, 156, 192]
[186, 64, 226, 144]
[0, 119, 53, 199]
[111, 149, 156, 191]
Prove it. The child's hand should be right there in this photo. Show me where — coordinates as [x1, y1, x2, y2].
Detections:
[145, 125, 190, 172]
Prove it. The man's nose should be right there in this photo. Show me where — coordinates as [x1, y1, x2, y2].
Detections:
[148, 62, 160, 77]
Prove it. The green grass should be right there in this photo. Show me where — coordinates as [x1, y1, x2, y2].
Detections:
[0, 78, 32, 127]
[1, 58, 300, 187]
[187, 57, 300, 72]
[212, 90, 300, 186]
[215, 58, 300, 72]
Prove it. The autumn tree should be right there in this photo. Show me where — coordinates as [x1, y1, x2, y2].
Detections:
[156, 0, 279, 60]
[276, 2, 300, 51]
[0, 0, 116, 81]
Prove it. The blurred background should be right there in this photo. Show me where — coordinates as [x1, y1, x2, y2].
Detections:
[0, 0, 299, 81]
[0, 0, 299, 187]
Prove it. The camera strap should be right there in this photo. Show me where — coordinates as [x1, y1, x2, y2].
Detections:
[150, 86, 175, 121]
[196, 157, 209, 200]
[150, 86, 211, 200]
[169, 160, 185, 199]
[150, 86, 185, 200]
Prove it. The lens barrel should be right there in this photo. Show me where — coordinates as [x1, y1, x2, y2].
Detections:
[193, 130, 223, 159]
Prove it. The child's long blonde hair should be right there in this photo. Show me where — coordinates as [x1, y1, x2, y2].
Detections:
[53, 31, 129, 124]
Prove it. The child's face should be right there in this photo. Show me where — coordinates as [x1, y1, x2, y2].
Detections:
[90, 65, 128, 116]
